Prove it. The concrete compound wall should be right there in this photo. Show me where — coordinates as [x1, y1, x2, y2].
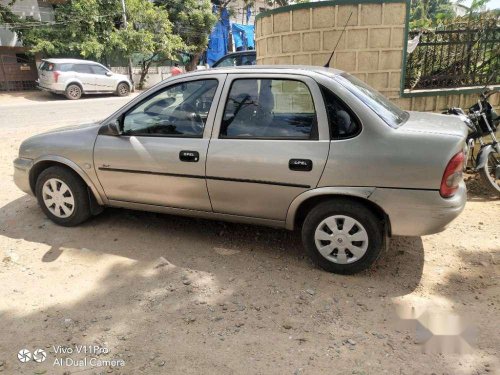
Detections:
[255, 0, 499, 112]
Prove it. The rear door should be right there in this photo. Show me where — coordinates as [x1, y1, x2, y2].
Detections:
[206, 74, 330, 221]
[72, 64, 96, 91]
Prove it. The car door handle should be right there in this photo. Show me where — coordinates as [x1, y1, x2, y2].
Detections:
[289, 159, 313, 171]
[179, 150, 199, 162]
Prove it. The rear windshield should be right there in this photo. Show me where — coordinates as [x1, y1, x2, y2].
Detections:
[39, 61, 74, 72]
[39, 61, 55, 71]
[334, 73, 409, 128]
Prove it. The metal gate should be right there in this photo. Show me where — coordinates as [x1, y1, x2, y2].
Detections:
[0, 54, 38, 91]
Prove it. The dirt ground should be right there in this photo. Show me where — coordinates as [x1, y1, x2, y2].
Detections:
[0, 114, 499, 374]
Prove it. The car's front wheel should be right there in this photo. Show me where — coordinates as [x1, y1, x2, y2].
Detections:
[302, 199, 384, 274]
[116, 82, 130, 97]
[65, 84, 82, 100]
[35, 166, 91, 226]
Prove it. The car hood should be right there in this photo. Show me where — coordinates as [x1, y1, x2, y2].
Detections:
[398, 111, 468, 139]
[19, 122, 101, 159]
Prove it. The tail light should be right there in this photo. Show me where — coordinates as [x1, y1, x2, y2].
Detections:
[53, 71, 60, 83]
[440, 151, 465, 198]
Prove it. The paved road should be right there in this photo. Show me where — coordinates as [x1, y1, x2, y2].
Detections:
[0, 93, 139, 129]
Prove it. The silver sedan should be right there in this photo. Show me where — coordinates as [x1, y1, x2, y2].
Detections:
[13, 66, 468, 274]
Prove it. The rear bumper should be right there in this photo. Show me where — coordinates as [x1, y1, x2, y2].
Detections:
[13, 157, 34, 195]
[369, 182, 467, 236]
[37, 80, 65, 94]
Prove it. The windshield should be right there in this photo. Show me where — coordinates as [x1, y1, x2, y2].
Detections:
[334, 73, 408, 128]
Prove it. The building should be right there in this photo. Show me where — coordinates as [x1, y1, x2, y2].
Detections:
[0, 0, 60, 90]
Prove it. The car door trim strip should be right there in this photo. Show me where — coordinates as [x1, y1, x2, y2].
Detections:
[98, 167, 311, 189]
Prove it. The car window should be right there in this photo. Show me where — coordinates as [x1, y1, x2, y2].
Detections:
[320, 85, 360, 139]
[122, 79, 219, 137]
[215, 56, 237, 67]
[73, 64, 93, 74]
[335, 73, 409, 128]
[220, 78, 317, 140]
[59, 64, 74, 72]
[91, 65, 108, 75]
[241, 55, 255, 65]
[40, 61, 54, 71]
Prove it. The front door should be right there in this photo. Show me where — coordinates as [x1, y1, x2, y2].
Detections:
[90, 64, 115, 91]
[94, 75, 224, 211]
[206, 74, 330, 221]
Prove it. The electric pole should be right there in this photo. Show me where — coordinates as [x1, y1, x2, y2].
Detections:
[120, 0, 135, 91]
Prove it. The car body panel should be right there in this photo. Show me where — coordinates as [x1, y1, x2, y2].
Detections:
[14, 66, 468, 237]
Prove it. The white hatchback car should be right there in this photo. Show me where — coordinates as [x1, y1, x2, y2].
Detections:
[37, 58, 132, 100]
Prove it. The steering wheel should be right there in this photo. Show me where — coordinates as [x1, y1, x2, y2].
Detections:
[174, 103, 204, 134]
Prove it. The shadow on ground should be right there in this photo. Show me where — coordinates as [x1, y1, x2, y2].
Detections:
[0, 194, 430, 374]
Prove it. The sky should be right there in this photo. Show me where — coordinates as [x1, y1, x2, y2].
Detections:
[456, 0, 500, 9]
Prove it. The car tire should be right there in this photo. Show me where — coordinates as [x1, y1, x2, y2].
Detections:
[35, 166, 91, 226]
[65, 84, 82, 100]
[116, 82, 130, 97]
[301, 199, 384, 275]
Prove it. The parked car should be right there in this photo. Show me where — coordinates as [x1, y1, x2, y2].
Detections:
[211, 51, 256, 68]
[37, 58, 132, 100]
[14, 66, 468, 274]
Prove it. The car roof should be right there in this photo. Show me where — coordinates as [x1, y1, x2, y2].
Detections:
[202, 65, 343, 76]
[41, 58, 102, 65]
[222, 50, 256, 56]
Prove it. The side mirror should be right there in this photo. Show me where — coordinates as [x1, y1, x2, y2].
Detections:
[105, 71, 113, 77]
[107, 118, 122, 135]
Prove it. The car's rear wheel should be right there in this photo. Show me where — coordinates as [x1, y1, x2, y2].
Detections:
[35, 166, 91, 226]
[65, 84, 82, 100]
[116, 82, 130, 97]
[301, 199, 384, 274]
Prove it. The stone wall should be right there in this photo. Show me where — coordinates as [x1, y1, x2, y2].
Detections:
[255, 1, 500, 112]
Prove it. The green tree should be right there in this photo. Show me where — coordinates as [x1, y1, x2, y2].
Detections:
[17, 0, 185, 88]
[112, 0, 184, 87]
[156, 0, 216, 71]
[409, 0, 455, 29]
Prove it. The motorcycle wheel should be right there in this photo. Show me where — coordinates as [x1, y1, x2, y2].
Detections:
[479, 149, 500, 197]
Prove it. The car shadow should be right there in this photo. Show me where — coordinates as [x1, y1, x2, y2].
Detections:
[0, 194, 429, 373]
[1, 194, 425, 298]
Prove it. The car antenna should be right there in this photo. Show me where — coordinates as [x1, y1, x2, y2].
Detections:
[324, 11, 353, 68]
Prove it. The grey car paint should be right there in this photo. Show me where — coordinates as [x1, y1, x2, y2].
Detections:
[13, 66, 468, 237]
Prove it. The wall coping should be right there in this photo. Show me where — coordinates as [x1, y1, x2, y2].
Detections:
[255, 0, 408, 21]
[402, 85, 500, 98]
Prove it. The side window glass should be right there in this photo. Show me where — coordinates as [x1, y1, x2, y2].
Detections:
[217, 57, 237, 67]
[320, 85, 360, 139]
[74, 64, 93, 74]
[122, 79, 218, 137]
[59, 64, 73, 72]
[91, 65, 108, 75]
[220, 79, 317, 140]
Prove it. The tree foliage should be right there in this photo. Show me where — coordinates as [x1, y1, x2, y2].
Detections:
[155, 0, 216, 70]
[409, 0, 455, 29]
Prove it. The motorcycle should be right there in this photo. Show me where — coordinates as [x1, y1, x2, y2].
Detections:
[445, 87, 500, 196]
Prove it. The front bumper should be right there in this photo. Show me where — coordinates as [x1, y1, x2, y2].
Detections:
[13, 157, 34, 195]
[369, 182, 467, 236]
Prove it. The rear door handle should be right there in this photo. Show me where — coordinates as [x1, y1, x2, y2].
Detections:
[179, 150, 199, 162]
[289, 159, 313, 171]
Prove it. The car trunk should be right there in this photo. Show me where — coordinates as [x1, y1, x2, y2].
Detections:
[398, 111, 468, 139]
[38, 61, 58, 86]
